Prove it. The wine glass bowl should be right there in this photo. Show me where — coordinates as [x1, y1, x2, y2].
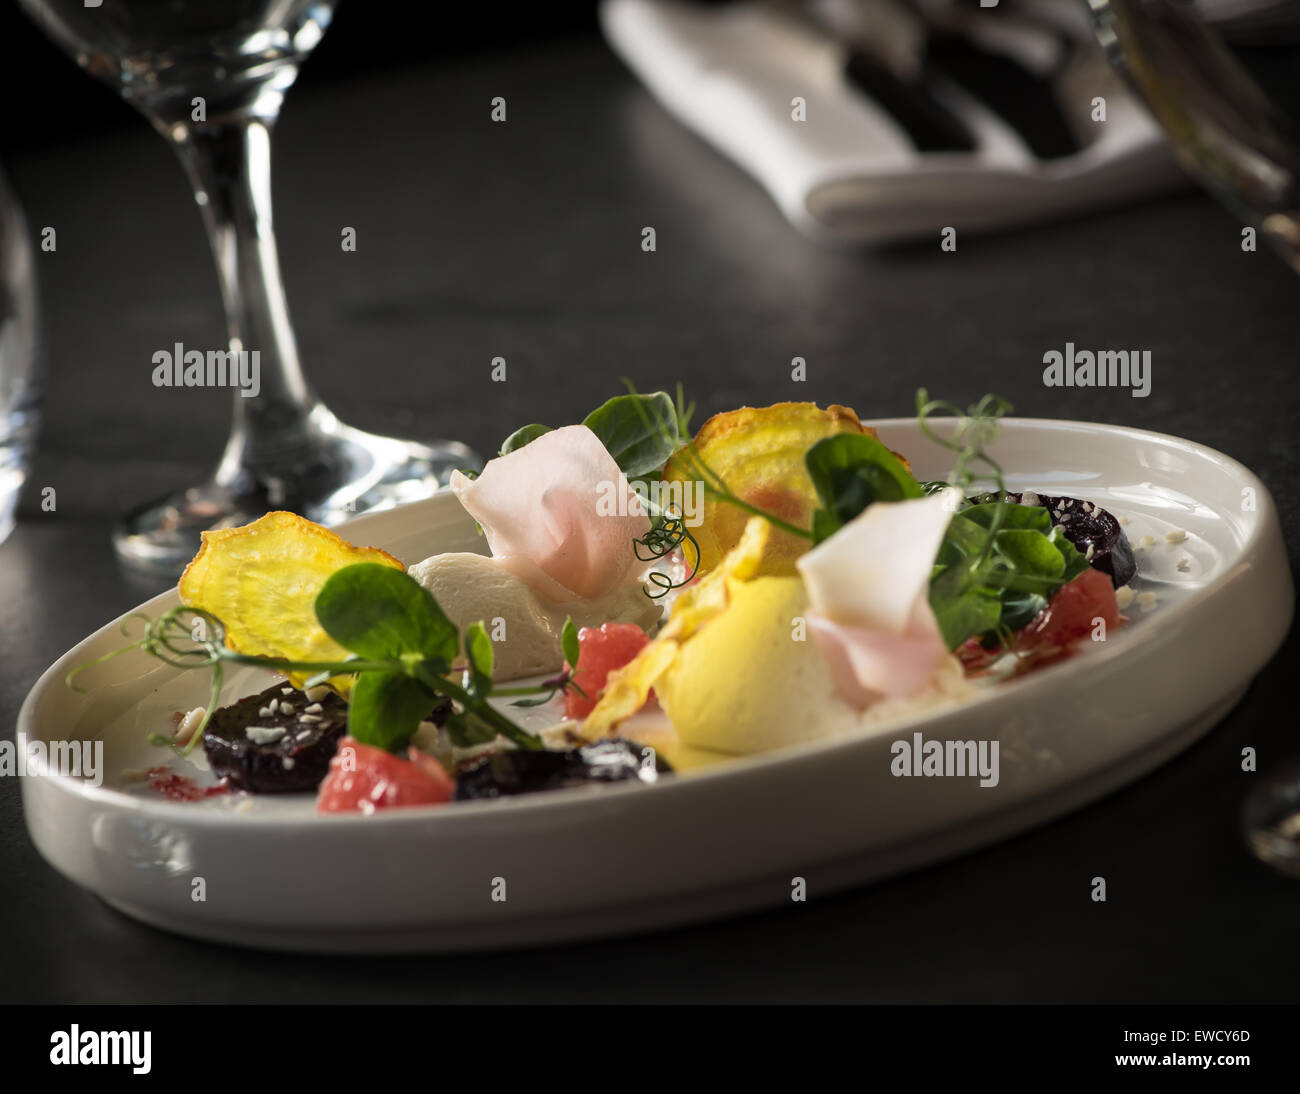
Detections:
[20, 0, 480, 574]
[1087, 0, 1300, 273]
[20, 0, 334, 128]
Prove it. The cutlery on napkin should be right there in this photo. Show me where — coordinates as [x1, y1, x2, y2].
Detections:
[601, 0, 1189, 243]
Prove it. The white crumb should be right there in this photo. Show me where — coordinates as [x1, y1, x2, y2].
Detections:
[175, 706, 206, 747]
[245, 725, 286, 745]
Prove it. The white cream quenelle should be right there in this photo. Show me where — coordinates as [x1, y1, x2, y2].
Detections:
[409, 425, 661, 679]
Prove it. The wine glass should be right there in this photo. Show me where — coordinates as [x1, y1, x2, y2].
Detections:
[19, 0, 480, 573]
[1086, 0, 1300, 272]
[1084, 0, 1300, 874]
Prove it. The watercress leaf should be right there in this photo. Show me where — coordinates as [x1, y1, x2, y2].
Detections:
[961, 501, 1051, 532]
[811, 507, 843, 545]
[999, 589, 1047, 632]
[805, 433, 923, 542]
[1050, 527, 1091, 583]
[994, 529, 1066, 578]
[464, 621, 494, 699]
[442, 709, 499, 749]
[996, 570, 1076, 595]
[582, 391, 680, 477]
[929, 568, 1002, 650]
[500, 423, 552, 455]
[561, 616, 580, 669]
[346, 670, 434, 752]
[315, 563, 458, 667]
[938, 512, 990, 562]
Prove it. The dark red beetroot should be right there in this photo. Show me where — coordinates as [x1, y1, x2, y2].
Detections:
[204, 684, 453, 795]
[454, 738, 671, 801]
[203, 682, 349, 793]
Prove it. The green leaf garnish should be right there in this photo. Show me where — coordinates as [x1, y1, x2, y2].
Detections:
[441, 710, 500, 749]
[929, 568, 1003, 651]
[916, 391, 1102, 652]
[500, 423, 552, 456]
[998, 590, 1048, 632]
[582, 391, 682, 478]
[959, 501, 1049, 532]
[497, 390, 685, 480]
[993, 529, 1066, 578]
[1050, 527, 1091, 584]
[315, 563, 458, 666]
[804, 432, 923, 543]
[561, 616, 580, 669]
[463, 620, 495, 701]
[347, 670, 437, 754]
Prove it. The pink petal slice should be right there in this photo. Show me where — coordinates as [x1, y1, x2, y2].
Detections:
[807, 611, 948, 707]
[450, 425, 650, 601]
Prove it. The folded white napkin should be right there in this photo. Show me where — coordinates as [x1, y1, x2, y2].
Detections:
[601, 0, 1188, 243]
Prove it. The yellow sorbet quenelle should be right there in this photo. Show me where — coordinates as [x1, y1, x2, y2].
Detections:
[584, 518, 840, 754]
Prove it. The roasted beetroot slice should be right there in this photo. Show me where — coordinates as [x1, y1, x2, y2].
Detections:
[454, 738, 672, 801]
[203, 683, 347, 793]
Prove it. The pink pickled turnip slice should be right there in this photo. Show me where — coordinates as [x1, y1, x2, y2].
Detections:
[796, 492, 955, 707]
[449, 425, 650, 602]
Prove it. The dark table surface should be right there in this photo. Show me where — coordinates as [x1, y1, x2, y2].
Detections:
[2, 34, 1298, 1004]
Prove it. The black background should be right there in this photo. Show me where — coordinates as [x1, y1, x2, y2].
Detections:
[1, 0, 1298, 1004]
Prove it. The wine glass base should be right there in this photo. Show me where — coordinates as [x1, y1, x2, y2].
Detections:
[112, 427, 481, 577]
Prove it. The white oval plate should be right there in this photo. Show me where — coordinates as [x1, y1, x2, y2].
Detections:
[17, 419, 1294, 952]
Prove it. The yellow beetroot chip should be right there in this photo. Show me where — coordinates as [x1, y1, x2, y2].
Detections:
[178, 511, 404, 685]
[664, 402, 902, 576]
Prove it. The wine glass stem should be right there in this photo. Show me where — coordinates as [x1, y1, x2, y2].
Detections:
[169, 118, 330, 482]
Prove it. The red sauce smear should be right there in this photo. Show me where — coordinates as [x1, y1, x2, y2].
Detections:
[145, 766, 230, 802]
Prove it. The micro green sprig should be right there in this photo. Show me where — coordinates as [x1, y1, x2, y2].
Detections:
[916, 389, 1013, 495]
[915, 391, 1090, 650]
